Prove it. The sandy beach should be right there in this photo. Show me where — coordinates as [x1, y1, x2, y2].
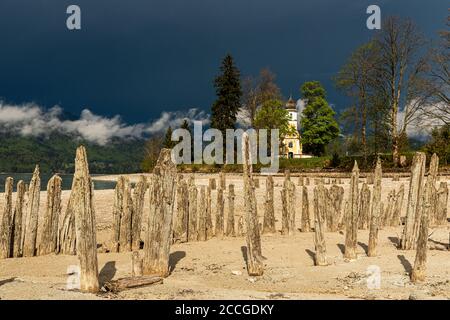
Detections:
[0, 173, 449, 300]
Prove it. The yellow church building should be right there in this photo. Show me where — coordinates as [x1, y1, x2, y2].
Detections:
[281, 96, 302, 158]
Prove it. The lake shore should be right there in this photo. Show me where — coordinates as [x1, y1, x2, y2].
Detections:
[0, 173, 449, 299]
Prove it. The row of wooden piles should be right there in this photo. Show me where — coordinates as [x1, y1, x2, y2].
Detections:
[0, 166, 65, 259]
[311, 152, 448, 284]
[0, 146, 179, 293]
[0, 141, 448, 291]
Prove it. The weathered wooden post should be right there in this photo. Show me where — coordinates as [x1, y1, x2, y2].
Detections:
[358, 183, 371, 230]
[337, 186, 346, 229]
[411, 154, 439, 282]
[111, 176, 124, 252]
[287, 180, 296, 235]
[72, 146, 99, 293]
[209, 178, 216, 190]
[197, 186, 207, 241]
[38, 175, 62, 255]
[23, 165, 41, 257]
[313, 186, 327, 266]
[58, 194, 76, 255]
[329, 184, 344, 232]
[188, 176, 198, 242]
[262, 176, 275, 234]
[301, 186, 311, 232]
[237, 216, 244, 237]
[219, 172, 226, 190]
[143, 149, 177, 277]
[215, 184, 225, 238]
[436, 182, 448, 226]
[382, 190, 395, 227]
[226, 184, 236, 237]
[344, 161, 359, 260]
[205, 186, 213, 239]
[119, 177, 133, 252]
[242, 133, 264, 276]
[281, 176, 295, 235]
[132, 175, 147, 250]
[0, 177, 13, 259]
[401, 152, 426, 250]
[12, 180, 26, 257]
[368, 158, 382, 257]
[281, 188, 289, 235]
[174, 175, 188, 243]
[324, 187, 332, 231]
[411, 191, 430, 283]
[390, 184, 404, 226]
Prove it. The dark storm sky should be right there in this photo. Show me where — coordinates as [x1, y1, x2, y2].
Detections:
[0, 0, 447, 123]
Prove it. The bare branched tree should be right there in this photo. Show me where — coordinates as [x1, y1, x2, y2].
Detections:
[335, 41, 380, 157]
[241, 68, 282, 127]
[373, 16, 427, 165]
[422, 13, 450, 125]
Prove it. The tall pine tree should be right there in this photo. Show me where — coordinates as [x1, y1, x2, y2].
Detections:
[210, 54, 242, 134]
[163, 126, 175, 148]
[300, 81, 340, 156]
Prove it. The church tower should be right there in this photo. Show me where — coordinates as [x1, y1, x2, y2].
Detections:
[282, 96, 302, 158]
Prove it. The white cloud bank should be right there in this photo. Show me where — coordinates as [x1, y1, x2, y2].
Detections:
[0, 102, 209, 145]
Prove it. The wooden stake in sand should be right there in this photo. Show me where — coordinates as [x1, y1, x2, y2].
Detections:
[205, 186, 213, 239]
[188, 176, 198, 242]
[301, 186, 311, 232]
[313, 185, 327, 266]
[242, 133, 264, 276]
[0, 177, 13, 259]
[305, 177, 310, 186]
[38, 175, 62, 256]
[111, 176, 125, 252]
[328, 184, 344, 232]
[226, 184, 236, 237]
[132, 175, 147, 250]
[358, 183, 371, 230]
[215, 184, 225, 238]
[72, 146, 99, 293]
[174, 175, 188, 243]
[344, 161, 359, 260]
[401, 152, 426, 250]
[281, 175, 295, 235]
[197, 186, 207, 241]
[23, 165, 41, 257]
[411, 153, 439, 282]
[12, 180, 26, 257]
[368, 158, 382, 257]
[143, 149, 177, 277]
[209, 178, 216, 190]
[119, 177, 134, 252]
[262, 175, 275, 234]
[58, 192, 76, 255]
[219, 172, 226, 190]
[436, 182, 448, 226]
[390, 184, 404, 226]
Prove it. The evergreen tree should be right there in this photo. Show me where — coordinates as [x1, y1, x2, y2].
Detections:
[210, 54, 242, 134]
[163, 126, 175, 148]
[300, 81, 340, 156]
[180, 119, 190, 132]
[179, 119, 194, 161]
